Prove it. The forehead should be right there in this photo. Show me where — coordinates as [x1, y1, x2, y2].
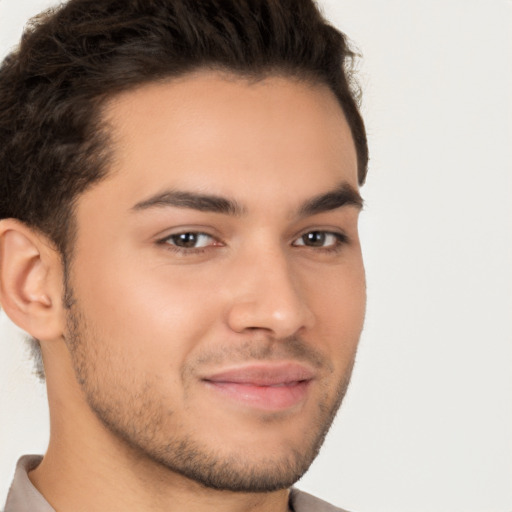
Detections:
[92, 71, 358, 211]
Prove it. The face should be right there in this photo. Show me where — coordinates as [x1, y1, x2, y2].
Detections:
[63, 72, 366, 492]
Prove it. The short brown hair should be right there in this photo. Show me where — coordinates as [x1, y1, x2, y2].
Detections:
[0, 0, 367, 255]
[0, 0, 368, 378]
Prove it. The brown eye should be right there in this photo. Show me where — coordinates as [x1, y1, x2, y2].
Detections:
[293, 231, 347, 249]
[166, 232, 214, 248]
[302, 231, 327, 247]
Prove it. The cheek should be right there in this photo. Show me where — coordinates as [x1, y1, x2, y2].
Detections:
[71, 249, 222, 370]
[302, 259, 366, 354]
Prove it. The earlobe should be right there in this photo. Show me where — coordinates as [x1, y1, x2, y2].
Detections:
[0, 219, 65, 341]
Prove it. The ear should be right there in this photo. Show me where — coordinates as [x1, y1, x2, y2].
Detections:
[0, 219, 65, 341]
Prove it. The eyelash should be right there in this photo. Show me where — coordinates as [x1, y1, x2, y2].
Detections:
[157, 230, 349, 256]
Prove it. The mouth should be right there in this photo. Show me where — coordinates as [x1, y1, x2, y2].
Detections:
[201, 363, 315, 411]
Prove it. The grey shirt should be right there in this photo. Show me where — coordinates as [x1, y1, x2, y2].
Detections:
[3, 455, 350, 512]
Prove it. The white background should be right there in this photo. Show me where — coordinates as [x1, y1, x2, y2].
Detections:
[0, 1, 511, 511]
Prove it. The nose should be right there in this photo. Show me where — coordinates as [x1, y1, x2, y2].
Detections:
[225, 247, 315, 339]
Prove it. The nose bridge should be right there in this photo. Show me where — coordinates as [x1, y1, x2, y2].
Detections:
[226, 240, 314, 336]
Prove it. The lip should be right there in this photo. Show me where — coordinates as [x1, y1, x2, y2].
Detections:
[202, 362, 315, 411]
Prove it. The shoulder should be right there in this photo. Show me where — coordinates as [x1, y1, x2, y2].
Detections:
[290, 488, 353, 512]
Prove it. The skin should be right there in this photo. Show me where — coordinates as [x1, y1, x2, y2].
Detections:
[0, 71, 365, 512]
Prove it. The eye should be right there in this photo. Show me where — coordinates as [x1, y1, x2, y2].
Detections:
[292, 231, 347, 249]
[163, 232, 217, 249]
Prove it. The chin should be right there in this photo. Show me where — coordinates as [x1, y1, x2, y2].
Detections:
[155, 443, 318, 492]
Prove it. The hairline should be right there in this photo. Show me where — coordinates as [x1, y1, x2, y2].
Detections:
[62, 65, 359, 261]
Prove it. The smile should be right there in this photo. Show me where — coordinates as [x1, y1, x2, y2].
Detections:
[202, 363, 315, 411]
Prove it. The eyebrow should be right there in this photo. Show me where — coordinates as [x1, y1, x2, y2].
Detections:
[298, 182, 364, 217]
[131, 190, 246, 216]
[130, 181, 363, 217]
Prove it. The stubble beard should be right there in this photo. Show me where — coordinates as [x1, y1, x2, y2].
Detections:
[64, 298, 356, 493]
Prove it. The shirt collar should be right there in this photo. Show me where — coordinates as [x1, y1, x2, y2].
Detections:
[3, 455, 55, 512]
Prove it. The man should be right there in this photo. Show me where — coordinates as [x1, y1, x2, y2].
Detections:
[0, 0, 368, 510]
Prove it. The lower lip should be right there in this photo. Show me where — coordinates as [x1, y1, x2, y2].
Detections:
[203, 380, 310, 411]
